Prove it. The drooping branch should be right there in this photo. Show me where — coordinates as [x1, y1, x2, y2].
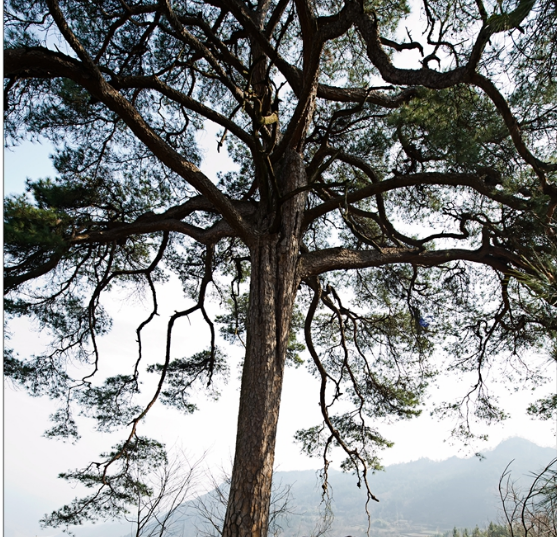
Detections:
[84, 242, 117, 383]
[4, 250, 66, 293]
[71, 242, 217, 507]
[303, 277, 379, 510]
[104, 231, 171, 379]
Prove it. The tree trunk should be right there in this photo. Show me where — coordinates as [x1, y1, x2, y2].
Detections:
[222, 150, 307, 537]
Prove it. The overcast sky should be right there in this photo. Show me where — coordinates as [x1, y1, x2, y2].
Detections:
[4, 123, 557, 537]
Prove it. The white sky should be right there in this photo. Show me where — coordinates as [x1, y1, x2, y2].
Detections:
[4, 122, 556, 537]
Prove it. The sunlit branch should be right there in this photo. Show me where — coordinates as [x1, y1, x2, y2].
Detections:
[46, 0, 100, 73]
[299, 245, 513, 277]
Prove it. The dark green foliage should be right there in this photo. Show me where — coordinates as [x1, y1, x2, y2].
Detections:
[528, 393, 557, 420]
[41, 436, 168, 529]
[76, 375, 143, 432]
[147, 349, 229, 413]
[389, 86, 511, 173]
[295, 414, 393, 474]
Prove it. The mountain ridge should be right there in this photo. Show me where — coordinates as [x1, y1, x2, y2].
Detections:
[41, 437, 555, 537]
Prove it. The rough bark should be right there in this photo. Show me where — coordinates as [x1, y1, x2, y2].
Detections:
[222, 150, 307, 537]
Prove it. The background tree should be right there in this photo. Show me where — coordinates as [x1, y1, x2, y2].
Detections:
[92, 450, 294, 537]
[4, 0, 557, 536]
[125, 450, 202, 537]
[500, 458, 557, 537]
[192, 466, 297, 537]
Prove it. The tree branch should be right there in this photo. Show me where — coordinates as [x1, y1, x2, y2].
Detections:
[471, 72, 557, 186]
[4, 46, 255, 242]
[72, 218, 237, 246]
[299, 246, 512, 277]
[303, 170, 530, 226]
[111, 74, 256, 151]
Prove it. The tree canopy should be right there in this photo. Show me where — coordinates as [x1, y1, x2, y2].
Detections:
[3, 0, 557, 535]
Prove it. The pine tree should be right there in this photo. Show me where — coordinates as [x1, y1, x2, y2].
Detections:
[4, 0, 557, 535]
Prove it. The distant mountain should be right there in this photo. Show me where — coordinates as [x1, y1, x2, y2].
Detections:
[48, 438, 555, 537]
[264, 437, 556, 536]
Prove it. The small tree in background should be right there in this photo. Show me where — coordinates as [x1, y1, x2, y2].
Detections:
[126, 450, 202, 537]
[500, 459, 557, 537]
[4, 0, 557, 535]
[192, 465, 297, 537]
